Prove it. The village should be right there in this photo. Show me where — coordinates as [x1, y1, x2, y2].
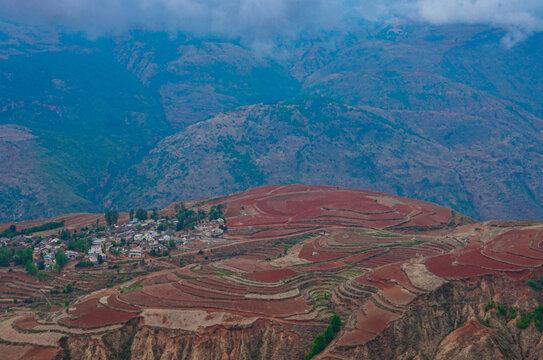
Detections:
[0, 212, 228, 271]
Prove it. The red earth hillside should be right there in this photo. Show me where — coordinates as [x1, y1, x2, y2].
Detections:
[2, 185, 543, 360]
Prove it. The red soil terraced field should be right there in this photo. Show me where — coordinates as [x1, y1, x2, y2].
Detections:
[15, 315, 39, 330]
[343, 249, 387, 263]
[298, 261, 346, 271]
[216, 185, 466, 238]
[4, 185, 543, 360]
[368, 263, 423, 294]
[0, 344, 59, 360]
[482, 230, 543, 266]
[120, 282, 309, 317]
[247, 269, 297, 282]
[0, 271, 47, 305]
[456, 248, 524, 271]
[59, 296, 139, 328]
[423, 229, 543, 280]
[337, 302, 401, 346]
[219, 258, 277, 272]
[298, 240, 350, 262]
[426, 253, 498, 278]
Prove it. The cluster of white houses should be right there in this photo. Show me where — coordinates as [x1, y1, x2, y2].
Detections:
[1, 217, 227, 267]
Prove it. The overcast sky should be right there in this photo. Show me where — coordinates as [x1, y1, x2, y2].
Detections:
[0, 0, 541, 46]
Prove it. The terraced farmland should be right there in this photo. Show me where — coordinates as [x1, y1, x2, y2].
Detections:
[2, 185, 543, 359]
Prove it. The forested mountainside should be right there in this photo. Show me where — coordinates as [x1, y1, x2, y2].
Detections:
[1, 21, 542, 221]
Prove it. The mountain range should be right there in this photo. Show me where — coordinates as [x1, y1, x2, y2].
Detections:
[1, 21, 542, 222]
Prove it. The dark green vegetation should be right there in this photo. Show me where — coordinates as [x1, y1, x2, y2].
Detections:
[2, 22, 542, 221]
[0, 221, 64, 237]
[135, 209, 148, 221]
[175, 204, 207, 231]
[105, 210, 119, 227]
[208, 204, 224, 221]
[58, 336, 71, 360]
[304, 314, 342, 359]
[484, 299, 543, 332]
[527, 276, 543, 291]
[0, 246, 33, 267]
[56, 250, 68, 269]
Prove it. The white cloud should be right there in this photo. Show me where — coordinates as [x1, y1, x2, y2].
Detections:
[413, 0, 543, 45]
[0, 0, 541, 45]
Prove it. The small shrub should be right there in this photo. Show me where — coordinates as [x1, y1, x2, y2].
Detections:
[527, 277, 543, 291]
[516, 311, 533, 329]
[534, 306, 543, 332]
[509, 306, 519, 320]
[485, 300, 496, 312]
[59, 336, 71, 360]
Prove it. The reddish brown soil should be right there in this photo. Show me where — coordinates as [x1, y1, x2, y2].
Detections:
[298, 241, 349, 262]
[485, 230, 543, 261]
[481, 250, 543, 267]
[20, 346, 59, 360]
[15, 315, 39, 330]
[426, 254, 498, 278]
[222, 185, 457, 237]
[370, 263, 422, 294]
[174, 281, 246, 300]
[505, 269, 531, 280]
[120, 282, 309, 317]
[337, 302, 400, 346]
[59, 297, 138, 328]
[140, 273, 180, 286]
[0, 272, 40, 284]
[108, 294, 140, 312]
[344, 249, 387, 263]
[456, 248, 524, 271]
[298, 261, 346, 271]
[380, 284, 416, 304]
[247, 269, 297, 282]
[354, 274, 389, 290]
[220, 259, 277, 272]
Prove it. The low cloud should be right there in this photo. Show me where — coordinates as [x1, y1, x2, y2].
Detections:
[413, 0, 543, 46]
[0, 0, 541, 46]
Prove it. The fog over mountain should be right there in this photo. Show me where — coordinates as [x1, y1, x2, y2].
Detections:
[1, 0, 542, 46]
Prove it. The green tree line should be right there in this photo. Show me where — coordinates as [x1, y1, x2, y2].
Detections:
[304, 314, 341, 359]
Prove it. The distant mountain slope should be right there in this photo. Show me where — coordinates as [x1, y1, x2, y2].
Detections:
[107, 97, 543, 220]
[105, 101, 471, 216]
[0, 31, 170, 221]
[112, 32, 300, 128]
[1, 22, 542, 221]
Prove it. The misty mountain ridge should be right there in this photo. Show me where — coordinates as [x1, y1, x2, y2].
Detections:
[1, 19, 542, 222]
